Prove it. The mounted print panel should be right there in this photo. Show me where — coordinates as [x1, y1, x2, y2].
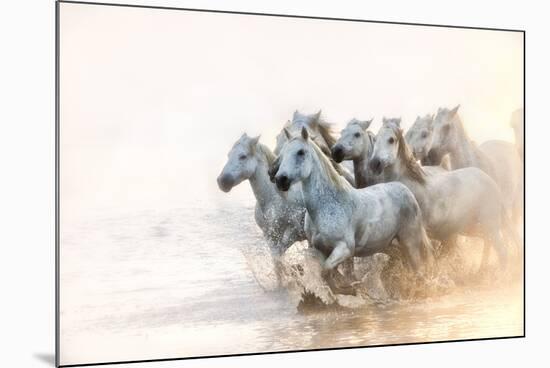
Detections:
[56, 1, 524, 366]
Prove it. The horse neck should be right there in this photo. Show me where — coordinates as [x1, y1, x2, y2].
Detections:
[448, 118, 480, 169]
[385, 149, 427, 208]
[301, 154, 351, 220]
[248, 156, 278, 212]
[353, 134, 373, 188]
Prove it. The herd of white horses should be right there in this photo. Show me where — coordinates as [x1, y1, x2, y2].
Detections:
[217, 106, 524, 295]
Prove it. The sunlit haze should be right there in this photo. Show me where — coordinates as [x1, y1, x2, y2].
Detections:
[60, 4, 523, 217]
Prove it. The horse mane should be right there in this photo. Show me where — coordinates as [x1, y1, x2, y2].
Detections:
[452, 113, 491, 169]
[395, 127, 426, 184]
[256, 143, 276, 166]
[308, 138, 352, 190]
[366, 131, 376, 156]
[316, 119, 338, 151]
[452, 113, 472, 142]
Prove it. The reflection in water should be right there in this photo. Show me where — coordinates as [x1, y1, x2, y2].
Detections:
[59, 206, 523, 366]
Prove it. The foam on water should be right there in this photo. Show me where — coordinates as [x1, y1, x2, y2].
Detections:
[239, 230, 524, 310]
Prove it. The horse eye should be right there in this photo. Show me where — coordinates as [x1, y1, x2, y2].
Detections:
[354, 132, 361, 138]
[388, 137, 395, 144]
[442, 124, 450, 134]
[421, 131, 428, 139]
[239, 154, 247, 160]
[297, 149, 305, 156]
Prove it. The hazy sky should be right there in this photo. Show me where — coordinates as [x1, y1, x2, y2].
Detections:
[60, 3, 523, 217]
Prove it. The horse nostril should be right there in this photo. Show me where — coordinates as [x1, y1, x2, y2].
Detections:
[331, 146, 344, 162]
[369, 158, 381, 174]
[275, 175, 290, 191]
[217, 174, 233, 192]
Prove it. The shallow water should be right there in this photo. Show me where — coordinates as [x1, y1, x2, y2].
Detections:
[59, 205, 523, 366]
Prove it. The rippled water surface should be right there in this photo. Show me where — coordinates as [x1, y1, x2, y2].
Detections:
[60, 205, 523, 366]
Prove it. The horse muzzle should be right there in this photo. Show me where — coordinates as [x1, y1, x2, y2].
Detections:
[275, 174, 291, 192]
[369, 157, 384, 175]
[331, 145, 345, 163]
[217, 174, 235, 193]
[426, 148, 441, 166]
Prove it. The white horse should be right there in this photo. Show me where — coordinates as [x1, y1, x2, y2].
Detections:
[274, 110, 356, 186]
[331, 118, 377, 188]
[405, 114, 435, 164]
[427, 105, 523, 224]
[370, 119, 515, 269]
[217, 133, 307, 261]
[272, 127, 434, 293]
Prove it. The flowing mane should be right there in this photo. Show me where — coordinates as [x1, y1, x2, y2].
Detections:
[366, 130, 376, 154]
[452, 113, 493, 172]
[316, 119, 338, 153]
[290, 110, 337, 155]
[395, 126, 426, 184]
[257, 143, 276, 166]
[308, 138, 352, 190]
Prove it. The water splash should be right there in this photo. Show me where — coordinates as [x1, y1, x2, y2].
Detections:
[239, 233, 523, 311]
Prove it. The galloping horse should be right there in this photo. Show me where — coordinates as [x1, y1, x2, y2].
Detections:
[331, 118, 377, 188]
[217, 134, 307, 277]
[272, 127, 434, 293]
[274, 110, 355, 186]
[405, 114, 435, 164]
[370, 119, 516, 269]
[427, 105, 523, 223]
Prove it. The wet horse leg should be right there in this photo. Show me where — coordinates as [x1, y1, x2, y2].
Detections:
[323, 241, 355, 295]
[480, 230, 508, 273]
[339, 258, 356, 283]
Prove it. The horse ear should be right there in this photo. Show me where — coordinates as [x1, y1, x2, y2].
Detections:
[284, 128, 291, 140]
[427, 115, 434, 130]
[450, 104, 460, 115]
[396, 118, 402, 127]
[301, 127, 309, 140]
[250, 135, 260, 147]
[382, 116, 387, 123]
[416, 115, 420, 122]
[292, 110, 299, 121]
[358, 119, 372, 130]
[313, 110, 322, 121]
[307, 110, 321, 128]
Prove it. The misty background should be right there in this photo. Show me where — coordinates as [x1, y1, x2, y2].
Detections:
[60, 4, 523, 220]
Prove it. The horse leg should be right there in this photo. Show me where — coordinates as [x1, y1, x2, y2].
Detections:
[273, 226, 301, 283]
[339, 258, 356, 283]
[269, 243, 285, 286]
[437, 234, 458, 259]
[479, 230, 508, 273]
[323, 241, 355, 295]
[399, 238, 422, 274]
